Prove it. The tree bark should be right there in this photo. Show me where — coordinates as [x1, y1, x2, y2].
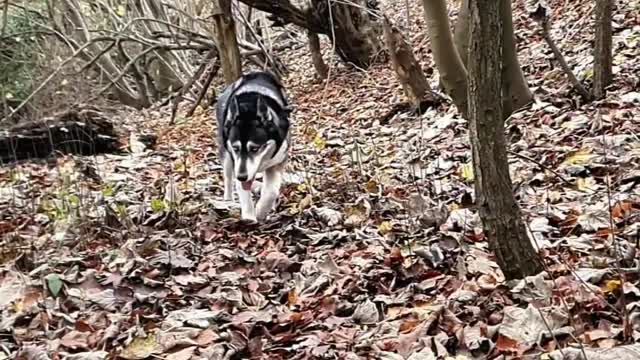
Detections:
[382, 17, 435, 110]
[593, 0, 613, 99]
[467, 0, 544, 280]
[454, 0, 533, 116]
[421, 0, 468, 118]
[308, 30, 328, 79]
[213, 0, 242, 84]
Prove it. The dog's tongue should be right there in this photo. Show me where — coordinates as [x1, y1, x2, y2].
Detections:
[241, 180, 253, 191]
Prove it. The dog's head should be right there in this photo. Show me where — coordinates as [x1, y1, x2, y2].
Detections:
[224, 94, 280, 190]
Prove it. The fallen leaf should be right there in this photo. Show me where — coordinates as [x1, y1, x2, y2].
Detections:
[120, 334, 162, 360]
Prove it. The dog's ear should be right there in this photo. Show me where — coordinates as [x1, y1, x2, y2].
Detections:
[256, 95, 269, 119]
[228, 97, 239, 119]
[224, 97, 239, 133]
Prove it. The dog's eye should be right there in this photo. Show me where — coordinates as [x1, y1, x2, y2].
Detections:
[232, 145, 240, 153]
[249, 145, 261, 153]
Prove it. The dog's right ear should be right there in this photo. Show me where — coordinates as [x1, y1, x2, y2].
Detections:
[228, 97, 239, 119]
[224, 97, 239, 132]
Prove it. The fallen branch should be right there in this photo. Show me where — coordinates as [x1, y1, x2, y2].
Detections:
[186, 59, 220, 118]
[0, 106, 121, 164]
[170, 48, 218, 124]
[506, 150, 575, 188]
[529, 3, 591, 101]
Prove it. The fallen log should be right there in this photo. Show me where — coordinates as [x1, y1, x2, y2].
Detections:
[0, 107, 121, 164]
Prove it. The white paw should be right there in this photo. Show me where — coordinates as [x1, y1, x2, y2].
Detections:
[241, 215, 258, 222]
[256, 211, 269, 222]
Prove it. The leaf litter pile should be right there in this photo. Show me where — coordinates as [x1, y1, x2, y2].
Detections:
[2, 1, 640, 359]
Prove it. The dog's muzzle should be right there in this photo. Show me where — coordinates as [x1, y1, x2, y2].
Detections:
[236, 173, 253, 191]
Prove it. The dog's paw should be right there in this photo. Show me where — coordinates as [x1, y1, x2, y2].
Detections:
[240, 213, 258, 222]
[256, 213, 268, 222]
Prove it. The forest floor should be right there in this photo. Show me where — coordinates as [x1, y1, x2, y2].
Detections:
[2, 0, 640, 359]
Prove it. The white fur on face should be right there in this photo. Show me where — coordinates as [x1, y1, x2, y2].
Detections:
[227, 140, 240, 162]
[227, 139, 276, 182]
[243, 140, 275, 181]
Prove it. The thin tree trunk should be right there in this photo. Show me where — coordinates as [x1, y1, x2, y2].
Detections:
[454, 0, 533, 116]
[593, 0, 613, 99]
[312, 0, 382, 68]
[468, 0, 544, 280]
[453, 0, 470, 67]
[213, 0, 242, 84]
[382, 17, 433, 109]
[540, 19, 592, 100]
[1, 0, 8, 37]
[500, 0, 533, 114]
[308, 30, 328, 79]
[421, 0, 468, 118]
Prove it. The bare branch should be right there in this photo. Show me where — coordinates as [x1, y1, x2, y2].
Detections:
[0, 37, 117, 122]
[1, 0, 9, 37]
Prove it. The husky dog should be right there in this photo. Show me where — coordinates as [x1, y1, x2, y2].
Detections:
[216, 71, 292, 222]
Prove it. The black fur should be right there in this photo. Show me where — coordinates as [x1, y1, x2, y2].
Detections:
[216, 71, 291, 160]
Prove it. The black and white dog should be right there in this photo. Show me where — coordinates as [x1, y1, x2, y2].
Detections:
[216, 71, 292, 222]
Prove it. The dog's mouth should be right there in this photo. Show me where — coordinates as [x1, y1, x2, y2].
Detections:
[240, 180, 253, 191]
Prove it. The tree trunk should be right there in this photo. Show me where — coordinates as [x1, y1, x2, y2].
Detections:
[593, 0, 613, 99]
[454, 0, 533, 116]
[316, 0, 382, 68]
[238, 0, 383, 68]
[308, 30, 328, 79]
[213, 0, 242, 84]
[467, 0, 544, 280]
[500, 0, 533, 114]
[453, 0, 470, 67]
[382, 17, 434, 109]
[421, 0, 468, 118]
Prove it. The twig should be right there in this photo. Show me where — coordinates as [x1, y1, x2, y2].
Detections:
[185, 59, 220, 118]
[524, 223, 591, 360]
[88, 43, 209, 102]
[0, 37, 115, 122]
[170, 48, 217, 124]
[233, 1, 281, 75]
[506, 150, 575, 187]
[539, 19, 591, 101]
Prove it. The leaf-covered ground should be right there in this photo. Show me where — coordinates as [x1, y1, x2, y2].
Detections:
[2, 0, 640, 359]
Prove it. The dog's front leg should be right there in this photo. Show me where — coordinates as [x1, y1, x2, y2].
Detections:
[223, 155, 234, 201]
[256, 166, 282, 221]
[236, 180, 256, 221]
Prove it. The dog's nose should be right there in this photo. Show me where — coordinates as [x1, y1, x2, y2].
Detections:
[237, 174, 248, 182]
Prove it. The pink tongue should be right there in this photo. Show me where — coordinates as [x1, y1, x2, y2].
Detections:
[241, 180, 253, 191]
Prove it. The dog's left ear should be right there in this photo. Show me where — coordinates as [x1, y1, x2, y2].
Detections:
[256, 95, 273, 126]
[256, 95, 269, 118]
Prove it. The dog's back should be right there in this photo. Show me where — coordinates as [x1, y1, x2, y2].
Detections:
[216, 72, 288, 129]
